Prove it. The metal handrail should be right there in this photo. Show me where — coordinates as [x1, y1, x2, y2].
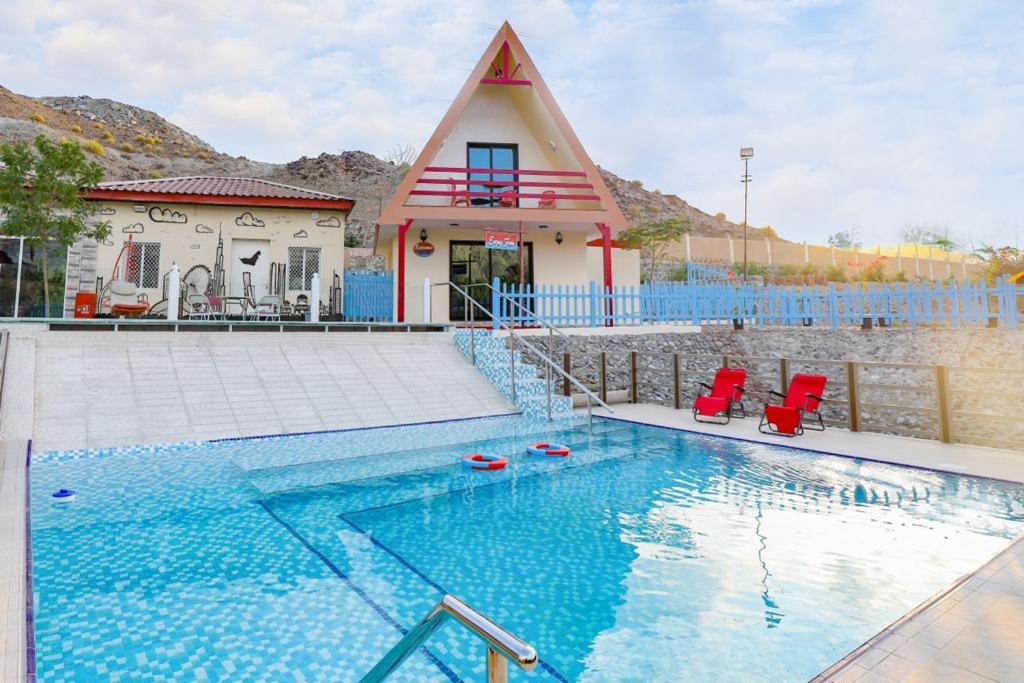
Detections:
[360, 594, 537, 683]
[433, 280, 568, 339]
[445, 281, 613, 424]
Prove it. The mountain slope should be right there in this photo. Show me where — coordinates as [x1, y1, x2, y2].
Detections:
[0, 87, 769, 245]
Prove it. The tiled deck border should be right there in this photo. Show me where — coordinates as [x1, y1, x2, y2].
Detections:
[0, 440, 29, 683]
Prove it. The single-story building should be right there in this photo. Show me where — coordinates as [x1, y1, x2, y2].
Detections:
[65, 176, 353, 316]
[375, 22, 640, 324]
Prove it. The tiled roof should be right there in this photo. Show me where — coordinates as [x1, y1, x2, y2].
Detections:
[92, 176, 351, 202]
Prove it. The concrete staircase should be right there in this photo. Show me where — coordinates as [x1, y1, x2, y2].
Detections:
[453, 328, 574, 419]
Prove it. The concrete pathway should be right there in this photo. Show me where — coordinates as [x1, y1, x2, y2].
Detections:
[597, 403, 1024, 483]
[18, 329, 514, 453]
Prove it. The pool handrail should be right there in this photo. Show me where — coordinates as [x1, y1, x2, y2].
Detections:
[444, 280, 613, 424]
[359, 594, 537, 683]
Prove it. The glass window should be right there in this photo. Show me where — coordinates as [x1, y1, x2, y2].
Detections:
[126, 241, 161, 288]
[467, 143, 518, 207]
[288, 246, 322, 289]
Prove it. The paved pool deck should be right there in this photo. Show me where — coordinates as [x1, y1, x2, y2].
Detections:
[600, 403, 1024, 682]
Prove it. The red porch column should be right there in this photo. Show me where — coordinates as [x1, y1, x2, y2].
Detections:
[397, 219, 412, 322]
[597, 222, 613, 326]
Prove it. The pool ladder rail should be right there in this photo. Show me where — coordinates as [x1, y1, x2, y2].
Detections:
[360, 594, 538, 683]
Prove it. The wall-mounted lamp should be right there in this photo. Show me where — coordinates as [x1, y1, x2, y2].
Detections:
[538, 224, 548, 230]
[555, 231, 563, 245]
[419, 228, 428, 241]
[133, 205, 146, 213]
[548, 140, 557, 151]
[449, 223, 458, 227]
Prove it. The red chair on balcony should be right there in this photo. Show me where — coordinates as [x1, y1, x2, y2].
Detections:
[449, 178, 470, 208]
[759, 373, 827, 437]
[538, 190, 557, 209]
[499, 189, 517, 207]
[693, 367, 747, 424]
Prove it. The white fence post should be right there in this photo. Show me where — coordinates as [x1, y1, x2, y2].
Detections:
[423, 277, 431, 322]
[167, 263, 180, 321]
[310, 272, 320, 322]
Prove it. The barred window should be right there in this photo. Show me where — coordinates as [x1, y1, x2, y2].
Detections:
[288, 246, 321, 289]
[126, 241, 161, 288]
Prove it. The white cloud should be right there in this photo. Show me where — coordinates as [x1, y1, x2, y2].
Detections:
[1, 0, 1021, 246]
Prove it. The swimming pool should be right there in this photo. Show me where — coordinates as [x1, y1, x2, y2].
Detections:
[30, 415, 1024, 681]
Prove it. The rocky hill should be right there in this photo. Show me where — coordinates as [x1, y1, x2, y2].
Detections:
[0, 86, 770, 245]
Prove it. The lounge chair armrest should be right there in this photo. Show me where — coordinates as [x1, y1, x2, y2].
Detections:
[805, 393, 823, 402]
[733, 385, 745, 394]
[697, 382, 714, 392]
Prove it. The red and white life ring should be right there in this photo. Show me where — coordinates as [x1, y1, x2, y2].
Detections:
[526, 442, 570, 457]
[461, 453, 508, 471]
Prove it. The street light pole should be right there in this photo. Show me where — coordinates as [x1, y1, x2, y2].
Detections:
[740, 147, 754, 283]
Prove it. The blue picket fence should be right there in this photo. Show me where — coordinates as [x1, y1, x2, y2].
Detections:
[493, 277, 1023, 329]
[343, 271, 393, 321]
[686, 261, 736, 283]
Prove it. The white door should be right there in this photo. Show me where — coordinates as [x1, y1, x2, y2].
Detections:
[231, 239, 270, 298]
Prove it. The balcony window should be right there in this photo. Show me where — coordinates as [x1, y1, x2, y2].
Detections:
[467, 143, 517, 207]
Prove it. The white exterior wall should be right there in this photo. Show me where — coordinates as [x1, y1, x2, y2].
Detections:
[91, 202, 346, 306]
[587, 246, 641, 288]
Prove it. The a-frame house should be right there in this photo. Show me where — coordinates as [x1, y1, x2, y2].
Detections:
[375, 21, 636, 323]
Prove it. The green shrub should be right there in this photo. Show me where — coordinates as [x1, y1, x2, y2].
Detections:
[81, 140, 105, 156]
[121, 142, 134, 153]
[344, 234, 361, 248]
[92, 122, 104, 130]
[666, 264, 688, 281]
[196, 150, 209, 160]
[70, 124, 83, 134]
[101, 131, 114, 143]
[147, 170, 162, 179]
[824, 264, 847, 282]
[30, 113, 46, 124]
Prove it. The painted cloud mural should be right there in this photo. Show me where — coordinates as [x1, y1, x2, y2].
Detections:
[99, 206, 116, 216]
[235, 211, 265, 228]
[195, 224, 214, 234]
[122, 223, 145, 234]
[149, 207, 188, 224]
[292, 229, 309, 238]
[315, 216, 341, 228]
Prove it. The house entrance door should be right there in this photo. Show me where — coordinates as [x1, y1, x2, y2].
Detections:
[449, 240, 533, 321]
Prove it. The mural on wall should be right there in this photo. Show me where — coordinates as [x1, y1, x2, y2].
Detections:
[122, 223, 145, 234]
[191, 244, 200, 249]
[99, 206, 116, 215]
[235, 212, 265, 228]
[315, 216, 341, 228]
[239, 251, 262, 266]
[149, 207, 188, 224]
[195, 224, 214, 234]
[272, 215, 293, 224]
[293, 229, 308, 238]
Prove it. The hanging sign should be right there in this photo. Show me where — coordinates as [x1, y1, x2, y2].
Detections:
[413, 241, 434, 257]
[485, 231, 519, 251]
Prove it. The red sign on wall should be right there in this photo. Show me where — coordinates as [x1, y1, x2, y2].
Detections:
[413, 241, 434, 257]
[484, 231, 519, 251]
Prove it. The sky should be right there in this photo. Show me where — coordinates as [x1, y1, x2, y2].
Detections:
[1, 0, 1021, 248]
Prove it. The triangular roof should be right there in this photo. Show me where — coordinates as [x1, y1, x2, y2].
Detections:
[379, 21, 628, 230]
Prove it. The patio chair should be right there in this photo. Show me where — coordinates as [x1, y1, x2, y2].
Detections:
[693, 367, 747, 424]
[538, 190, 557, 209]
[499, 189, 517, 207]
[254, 295, 282, 321]
[758, 373, 827, 437]
[208, 294, 225, 319]
[108, 280, 149, 318]
[449, 177, 470, 208]
[185, 293, 215, 320]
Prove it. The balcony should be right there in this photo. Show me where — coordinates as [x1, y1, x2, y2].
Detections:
[409, 166, 602, 210]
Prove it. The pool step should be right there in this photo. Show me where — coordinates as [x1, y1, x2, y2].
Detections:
[453, 329, 575, 419]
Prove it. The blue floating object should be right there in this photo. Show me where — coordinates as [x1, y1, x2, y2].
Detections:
[52, 489, 76, 503]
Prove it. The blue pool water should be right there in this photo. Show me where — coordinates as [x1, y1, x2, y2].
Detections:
[30, 416, 1024, 681]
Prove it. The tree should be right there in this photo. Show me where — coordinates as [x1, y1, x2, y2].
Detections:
[974, 244, 1023, 283]
[618, 214, 691, 282]
[902, 225, 960, 251]
[0, 135, 110, 313]
[827, 228, 862, 250]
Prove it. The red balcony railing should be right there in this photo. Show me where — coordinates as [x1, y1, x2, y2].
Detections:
[411, 166, 601, 203]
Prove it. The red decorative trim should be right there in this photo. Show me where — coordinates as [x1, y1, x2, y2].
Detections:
[598, 223, 613, 327]
[423, 166, 587, 178]
[397, 220, 412, 323]
[409, 190, 600, 201]
[586, 238, 628, 248]
[83, 189, 354, 211]
[417, 178, 594, 189]
[482, 41, 533, 86]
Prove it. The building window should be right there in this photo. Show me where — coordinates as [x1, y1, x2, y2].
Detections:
[126, 241, 161, 288]
[467, 143, 518, 207]
[288, 246, 321, 289]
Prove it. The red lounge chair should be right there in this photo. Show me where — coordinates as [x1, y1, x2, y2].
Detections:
[449, 177, 470, 207]
[538, 190, 557, 209]
[499, 189, 517, 207]
[693, 367, 747, 424]
[759, 373, 827, 436]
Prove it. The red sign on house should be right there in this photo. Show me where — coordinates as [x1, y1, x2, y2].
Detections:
[484, 231, 519, 251]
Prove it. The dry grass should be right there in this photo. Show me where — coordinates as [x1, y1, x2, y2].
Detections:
[81, 139, 105, 156]
[30, 113, 46, 124]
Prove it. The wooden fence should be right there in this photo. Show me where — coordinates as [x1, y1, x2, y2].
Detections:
[493, 277, 1023, 329]
[557, 350, 1024, 450]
